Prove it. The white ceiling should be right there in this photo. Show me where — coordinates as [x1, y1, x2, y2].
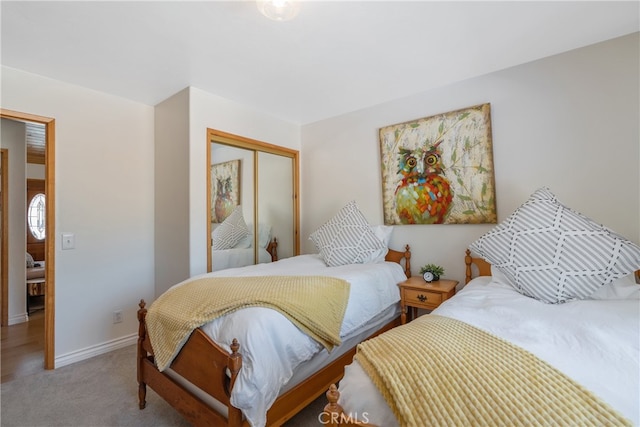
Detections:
[2, 1, 638, 125]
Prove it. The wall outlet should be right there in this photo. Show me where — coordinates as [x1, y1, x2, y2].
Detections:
[113, 310, 123, 324]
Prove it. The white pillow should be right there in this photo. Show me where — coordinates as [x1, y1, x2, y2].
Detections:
[309, 201, 387, 267]
[589, 274, 639, 300]
[366, 225, 393, 263]
[212, 206, 250, 250]
[26, 252, 34, 268]
[469, 187, 640, 304]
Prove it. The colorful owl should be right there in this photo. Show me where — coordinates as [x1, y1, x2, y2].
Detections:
[394, 140, 453, 224]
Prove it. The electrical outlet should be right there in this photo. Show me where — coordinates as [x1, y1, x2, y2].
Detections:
[113, 310, 123, 324]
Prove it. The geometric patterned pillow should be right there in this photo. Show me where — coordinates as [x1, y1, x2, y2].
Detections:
[469, 187, 640, 304]
[212, 205, 250, 250]
[309, 200, 387, 267]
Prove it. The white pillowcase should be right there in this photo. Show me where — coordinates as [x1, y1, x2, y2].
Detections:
[589, 274, 640, 300]
[470, 187, 640, 304]
[367, 225, 392, 263]
[212, 206, 250, 250]
[309, 201, 387, 267]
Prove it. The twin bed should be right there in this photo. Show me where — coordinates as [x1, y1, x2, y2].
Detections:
[326, 251, 639, 426]
[137, 245, 411, 426]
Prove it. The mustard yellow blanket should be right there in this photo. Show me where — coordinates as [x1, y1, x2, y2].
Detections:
[355, 314, 630, 427]
[147, 275, 350, 371]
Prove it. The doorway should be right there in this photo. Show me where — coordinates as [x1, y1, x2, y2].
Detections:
[0, 109, 55, 371]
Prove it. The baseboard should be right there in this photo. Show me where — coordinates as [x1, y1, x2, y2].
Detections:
[8, 312, 29, 325]
[55, 333, 138, 368]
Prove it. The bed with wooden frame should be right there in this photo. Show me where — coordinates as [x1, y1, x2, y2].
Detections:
[322, 249, 490, 427]
[322, 249, 640, 426]
[137, 245, 411, 427]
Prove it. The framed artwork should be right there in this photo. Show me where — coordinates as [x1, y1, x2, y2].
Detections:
[380, 103, 496, 225]
[211, 159, 241, 223]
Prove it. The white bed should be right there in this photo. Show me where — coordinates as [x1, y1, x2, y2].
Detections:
[140, 200, 408, 426]
[146, 253, 408, 426]
[337, 271, 640, 426]
[211, 222, 274, 271]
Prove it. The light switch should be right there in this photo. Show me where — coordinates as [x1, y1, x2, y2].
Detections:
[61, 233, 75, 250]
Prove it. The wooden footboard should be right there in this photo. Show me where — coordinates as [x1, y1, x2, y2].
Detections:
[137, 299, 244, 426]
[138, 299, 401, 426]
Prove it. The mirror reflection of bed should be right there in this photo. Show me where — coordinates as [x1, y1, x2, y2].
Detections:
[211, 222, 278, 271]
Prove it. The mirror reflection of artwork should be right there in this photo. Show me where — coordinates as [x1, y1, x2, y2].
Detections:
[211, 160, 241, 223]
[380, 103, 497, 225]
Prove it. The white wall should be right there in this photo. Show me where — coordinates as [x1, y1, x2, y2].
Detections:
[301, 33, 640, 285]
[1, 66, 155, 365]
[0, 119, 27, 325]
[154, 89, 191, 295]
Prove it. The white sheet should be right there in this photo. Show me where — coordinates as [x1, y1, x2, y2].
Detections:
[339, 276, 640, 426]
[211, 247, 272, 271]
[167, 254, 406, 427]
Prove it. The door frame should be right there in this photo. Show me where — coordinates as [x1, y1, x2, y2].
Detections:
[1, 108, 56, 370]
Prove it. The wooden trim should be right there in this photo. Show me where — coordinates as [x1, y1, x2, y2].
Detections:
[385, 245, 411, 278]
[0, 109, 55, 370]
[207, 128, 301, 272]
[1, 149, 7, 326]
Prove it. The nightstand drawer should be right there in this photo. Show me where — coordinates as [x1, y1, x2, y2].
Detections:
[403, 289, 442, 307]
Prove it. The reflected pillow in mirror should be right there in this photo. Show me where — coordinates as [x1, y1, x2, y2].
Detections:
[212, 206, 250, 250]
[309, 200, 386, 267]
[26, 252, 34, 268]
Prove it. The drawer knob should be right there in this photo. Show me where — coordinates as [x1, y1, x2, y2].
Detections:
[417, 294, 427, 302]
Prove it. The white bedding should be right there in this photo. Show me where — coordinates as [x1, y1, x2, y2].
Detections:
[166, 254, 406, 427]
[211, 247, 273, 271]
[339, 276, 640, 426]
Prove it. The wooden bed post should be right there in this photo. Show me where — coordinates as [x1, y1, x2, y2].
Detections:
[324, 384, 345, 427]
[137, 299, 148, 410]
[403, 244, 411, 278]
[227, 339, 243, 425]
[465, 249, 473, 284]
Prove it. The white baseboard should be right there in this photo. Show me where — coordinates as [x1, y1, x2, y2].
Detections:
[8, 312, 29, 325]
[55, 333, 138, 368]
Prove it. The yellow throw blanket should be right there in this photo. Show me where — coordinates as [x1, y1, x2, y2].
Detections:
[146, 275, 350, 371]
[355, 314, 631, 427]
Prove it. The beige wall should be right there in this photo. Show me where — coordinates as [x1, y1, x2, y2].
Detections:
[300, 33, 640, 284]
[1, 66, 156, 366]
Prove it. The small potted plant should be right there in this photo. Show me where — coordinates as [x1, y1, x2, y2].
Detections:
[419, 263, 445, 283]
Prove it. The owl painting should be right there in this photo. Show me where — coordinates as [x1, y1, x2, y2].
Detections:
[395, 140, 453, 224]
[380, 103, 497, 225]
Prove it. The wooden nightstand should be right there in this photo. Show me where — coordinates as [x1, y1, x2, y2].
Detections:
[399, 276, 458, 324]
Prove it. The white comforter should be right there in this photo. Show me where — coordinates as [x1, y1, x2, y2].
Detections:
[170, 254, 406, 427]
[339, 276, 640, 426]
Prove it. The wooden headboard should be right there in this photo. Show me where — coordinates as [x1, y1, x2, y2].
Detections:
[385, 244, 412, 278]
[464, 249, 491, 284]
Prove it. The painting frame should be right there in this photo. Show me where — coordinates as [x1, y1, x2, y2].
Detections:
[379, 103, 497, 225]
[211, 159, 241, 223]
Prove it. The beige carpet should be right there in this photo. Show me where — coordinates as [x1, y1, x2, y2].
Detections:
[0, 344, 325, 426]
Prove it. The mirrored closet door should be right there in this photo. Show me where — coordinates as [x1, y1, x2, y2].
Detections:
[207, 129, 299, 273]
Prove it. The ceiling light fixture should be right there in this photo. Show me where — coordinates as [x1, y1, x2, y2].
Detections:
[256, 0, 300, 22]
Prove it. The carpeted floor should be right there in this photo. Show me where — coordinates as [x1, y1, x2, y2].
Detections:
[0, 345, 325, 426]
